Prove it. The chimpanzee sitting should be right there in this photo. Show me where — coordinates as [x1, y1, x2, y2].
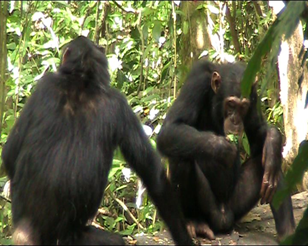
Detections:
[1, 36, 193, 245]
[157, 60, 295, 241]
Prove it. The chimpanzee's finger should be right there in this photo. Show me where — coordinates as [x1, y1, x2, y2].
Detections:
[262, 149, 266, 168]
[263, 182, 273, 204]
[196, 223, 215, 240]
[187, 222, 197, 238]
[260, 175, 269, 203]
[267, 176, 278, 203]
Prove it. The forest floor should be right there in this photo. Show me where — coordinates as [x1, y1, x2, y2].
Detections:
[127, 191, 308, 245]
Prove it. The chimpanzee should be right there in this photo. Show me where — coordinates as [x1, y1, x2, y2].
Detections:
[1, 36, 193, 245]
[157, 60, 295, 241]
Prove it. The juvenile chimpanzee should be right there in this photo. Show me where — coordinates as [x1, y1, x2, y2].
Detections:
[2, 36, 194, 245]
[157, 60, 295, 241]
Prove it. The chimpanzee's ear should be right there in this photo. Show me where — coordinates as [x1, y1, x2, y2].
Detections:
[211, 71, 221, 94]
[62, 47, 71, 65]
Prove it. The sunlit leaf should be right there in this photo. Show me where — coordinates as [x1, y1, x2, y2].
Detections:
[142, 23, 148, 41]
[241, 1, 306, 97]
[152, 21, 162, 42]
[183, 20, 189, 35]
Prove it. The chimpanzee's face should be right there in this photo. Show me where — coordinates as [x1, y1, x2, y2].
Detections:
[210, 71, 250, 136]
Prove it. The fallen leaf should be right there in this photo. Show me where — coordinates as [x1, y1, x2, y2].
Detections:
[153, 237, 160, 242]
[128, 239, 137, 245]
[229, 239, 237, 245]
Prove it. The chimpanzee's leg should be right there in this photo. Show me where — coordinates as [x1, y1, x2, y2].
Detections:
[227, 156, 263, 219]
[194, 162, 235, 234]
[168, 160, 200, 219]
[170, 156, 245, 239]
[168, 160, 217, 239]
[228, 156, 295, 241]
[270, 172, 295, 241]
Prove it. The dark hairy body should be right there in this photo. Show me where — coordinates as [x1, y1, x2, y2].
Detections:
[157, 60, 295, 241]
[2, 36, 193, 245]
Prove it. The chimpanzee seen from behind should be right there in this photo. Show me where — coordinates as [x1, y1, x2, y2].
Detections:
[2, 36, 194, 245]
[157, 60, 295, 241]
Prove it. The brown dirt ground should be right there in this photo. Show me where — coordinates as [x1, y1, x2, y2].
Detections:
[126, 191, 308, 245]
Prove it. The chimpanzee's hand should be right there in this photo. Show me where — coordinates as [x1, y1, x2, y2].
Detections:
[260, 129, 282, 204]
[214, 136, 238, 168]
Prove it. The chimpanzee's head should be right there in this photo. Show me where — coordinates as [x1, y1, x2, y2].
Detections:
[211, 63, 250, 136]
[60, 36, 109, 85]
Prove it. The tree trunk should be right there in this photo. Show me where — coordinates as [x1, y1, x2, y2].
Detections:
[225, 3, 240, 54]
[278, 22, 308, 190]
[0, 1, 8, 136]
[179, 1, 213, 84]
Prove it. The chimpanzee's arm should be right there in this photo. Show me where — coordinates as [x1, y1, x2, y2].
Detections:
[242, 86, 268, 155]
[2, 75, 54, 180]
[2, 90, 36, 179]
[115, 92, 193, 246]
[157, 71, 236, 162]
[243, 85, 282, 203]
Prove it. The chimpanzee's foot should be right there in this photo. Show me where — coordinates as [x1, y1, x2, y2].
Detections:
[186, 221, 215, 240]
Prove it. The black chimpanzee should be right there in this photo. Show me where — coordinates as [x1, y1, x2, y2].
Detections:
[157, 60, 295, 241]
[1, 36, 194, 245]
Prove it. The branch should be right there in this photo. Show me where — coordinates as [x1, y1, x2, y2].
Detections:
[92, 221, 105, 230]
[81, 1, 98, 31]
[0, 194, 11, 203]
[106, 188, 145, 230]
[225, 3, 241, 54]
[136, 11, 144, 96]
[111, 1, 137, 14]
[94, 0, 101, 44]
[97, 1, 110, 44]
[172, 1, 177, 98]
[253, 1, 263, 17]
[114, 196, 145, 230]
[97, 207, 113, 217]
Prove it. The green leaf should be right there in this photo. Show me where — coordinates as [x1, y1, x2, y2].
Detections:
[142, 44, 152, 60]
[108, 167, 122, 180]
[273, 141, 308, 209]
[152, 21, 162, 42]
[0, 238, 13, 245]
[115, 185, 128, 191]
[119, 224, 136, 235]
[130, 26, 140, 41]
[183, 20, 189, 35]
[196, 3, 206, 11]
[142, 23, 148, 41]
[175, 10, 185, 17]
[242, 134, 250, 156]
[143, 86, 154, 95]
[281, 207, 308, 245]
[160, 61, 171, 83]
[241, 1, 305, 97]
[141, 94, 160, 103]
[104, 216, 115, 227]
[143, 7, 154, 17]
[116, 70, 126, 89]
[7, 42, 16, 50]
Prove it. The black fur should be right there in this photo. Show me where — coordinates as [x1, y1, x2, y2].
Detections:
[157, 60, 295, 240]
[2, 36, 193, 245]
